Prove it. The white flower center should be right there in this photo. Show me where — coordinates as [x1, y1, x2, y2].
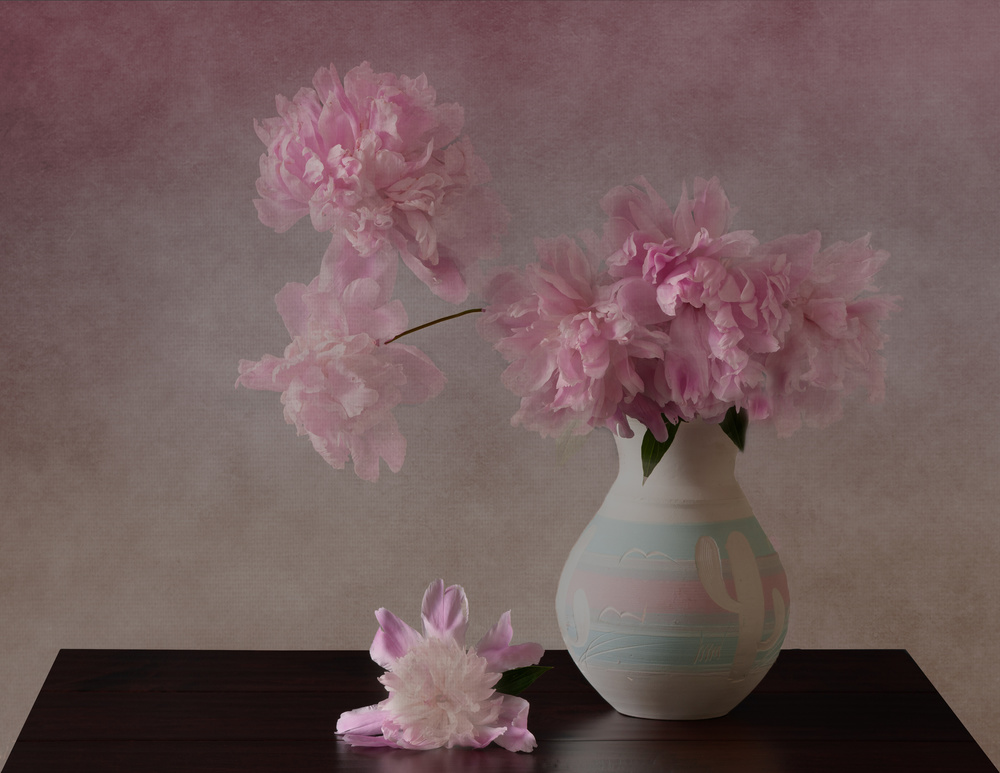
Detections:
[380, 636, 502, 748]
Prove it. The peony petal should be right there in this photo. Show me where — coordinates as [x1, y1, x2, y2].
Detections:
[253, 195, 309, 233]
[381, 344, 447, 405]
[397, 244, 469, 303]
[308, 428, 351, 471]
[690, 177, 732, 239]
[612, 276, 664, 326]
[625, 395, 671, 442]
[420, 579, 469, 645]
[469, 723, 508, 749]
[804, 298, 851, 338]
[475, 611, 545, 673]
[312, 63, 360, 140]
[320, 236, 398, 305]
[492, 695, 537, 753]
[370, 608, 422, 669]
[340, 733, 399, 748]
[336, 703, 391, 736]
[349, 414, 407, 480]
[235, 355, 288, 392]
[274, 281, 311, 339]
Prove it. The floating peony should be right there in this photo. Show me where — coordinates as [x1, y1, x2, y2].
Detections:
[336, 580, 547, 752]
[253, 62, 508, 303]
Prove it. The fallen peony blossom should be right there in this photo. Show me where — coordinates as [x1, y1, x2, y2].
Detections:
[337, 580, 546, 752]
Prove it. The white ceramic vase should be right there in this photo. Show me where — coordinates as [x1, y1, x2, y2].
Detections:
[555, 419, 789, 719]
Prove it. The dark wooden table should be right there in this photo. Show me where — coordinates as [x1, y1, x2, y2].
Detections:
[4, 649, 995, 772]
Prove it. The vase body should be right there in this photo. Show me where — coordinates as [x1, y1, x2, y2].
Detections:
[555, 420, 789, 720]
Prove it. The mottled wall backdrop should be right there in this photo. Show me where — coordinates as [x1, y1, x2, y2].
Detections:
[2, 0, 998, 765]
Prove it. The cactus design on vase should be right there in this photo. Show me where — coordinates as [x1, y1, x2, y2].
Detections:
[695, 531, 788, 683]
[556, 420, 790, 720]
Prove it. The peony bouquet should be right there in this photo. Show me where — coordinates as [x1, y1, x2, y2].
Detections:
[239, 62, 899, 482]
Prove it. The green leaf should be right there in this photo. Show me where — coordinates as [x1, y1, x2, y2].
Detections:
[719, 406, 749, 451]
[493, 665, 552, 697]
[641, 417, 681, 480]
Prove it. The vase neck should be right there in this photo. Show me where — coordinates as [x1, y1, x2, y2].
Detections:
[611, 419, 743, 503]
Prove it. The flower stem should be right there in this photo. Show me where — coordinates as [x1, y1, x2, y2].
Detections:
[384, 308, 484, 344]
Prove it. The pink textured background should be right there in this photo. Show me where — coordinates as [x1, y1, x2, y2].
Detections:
[2, 0, 998, 764]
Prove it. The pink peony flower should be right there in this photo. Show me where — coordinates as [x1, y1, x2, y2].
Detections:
[253, 62, 508, 302]
[236, 237, 446, 481]
[480, 235, 669, 440]
[746, 235, 901, 435]
[337, 580, 544, 752]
